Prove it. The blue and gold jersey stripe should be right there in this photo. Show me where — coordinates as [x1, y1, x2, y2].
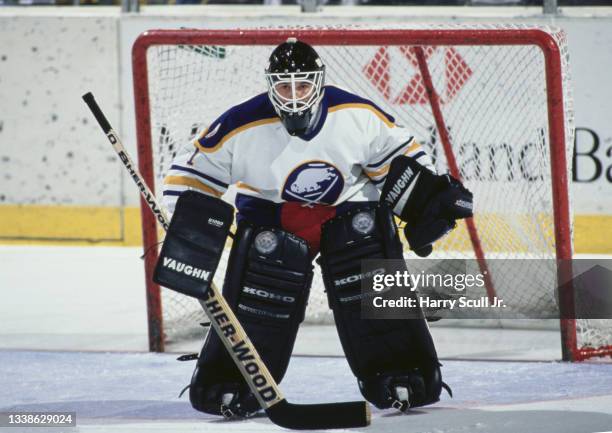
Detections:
[163, 175, 224, 198]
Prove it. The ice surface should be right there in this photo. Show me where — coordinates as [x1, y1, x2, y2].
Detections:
[0, 246, 573, 359]
[1, 350, 612, 433]
[1, 246, 612, 432]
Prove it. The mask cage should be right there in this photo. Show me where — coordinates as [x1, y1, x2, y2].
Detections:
[265, 70, 324, 115]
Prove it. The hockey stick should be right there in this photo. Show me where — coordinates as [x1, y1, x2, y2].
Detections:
[82, 92, 370, 430]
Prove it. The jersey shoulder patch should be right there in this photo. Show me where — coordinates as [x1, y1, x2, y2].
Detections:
[324, 85, 395, 125]
[195, 92, 279, 152]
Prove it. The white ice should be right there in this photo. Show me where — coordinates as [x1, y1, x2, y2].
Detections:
[1, 246, 611, 433]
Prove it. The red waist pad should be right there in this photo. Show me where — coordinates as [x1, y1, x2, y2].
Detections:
[280, 203, 337, 256]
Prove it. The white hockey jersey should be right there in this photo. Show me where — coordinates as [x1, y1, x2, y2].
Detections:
[162, 85, 433, 216]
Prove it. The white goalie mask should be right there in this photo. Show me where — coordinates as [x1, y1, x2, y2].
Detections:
[265, 38, 326, 136]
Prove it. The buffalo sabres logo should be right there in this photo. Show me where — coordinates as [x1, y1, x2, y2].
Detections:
[282, 161, 344, 206]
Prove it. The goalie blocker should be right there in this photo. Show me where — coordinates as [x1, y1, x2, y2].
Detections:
[153, 190, 234, 299]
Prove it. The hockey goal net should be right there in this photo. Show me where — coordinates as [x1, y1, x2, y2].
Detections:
[132, 25, 610, 361]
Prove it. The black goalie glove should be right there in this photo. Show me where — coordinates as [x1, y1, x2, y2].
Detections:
[381, 155, 473, 257]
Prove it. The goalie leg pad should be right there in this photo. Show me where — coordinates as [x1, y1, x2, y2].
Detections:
[318, 204, 443, 409]
[153, 191, 234, 299]
[190, 222, 313, 416]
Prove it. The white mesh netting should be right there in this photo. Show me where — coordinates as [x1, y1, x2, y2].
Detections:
[135, 25, 610, 359]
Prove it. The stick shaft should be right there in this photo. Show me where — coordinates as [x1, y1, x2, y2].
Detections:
[83, 91, 369, 429]
[82, 92, 283, 409]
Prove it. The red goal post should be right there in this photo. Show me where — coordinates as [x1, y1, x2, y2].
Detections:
[131, 26, 609, 361]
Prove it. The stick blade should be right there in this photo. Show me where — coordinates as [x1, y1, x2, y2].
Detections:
[266, 399, 370, 430]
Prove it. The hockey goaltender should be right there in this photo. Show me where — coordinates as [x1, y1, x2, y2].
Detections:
[155, 38, 472, 418]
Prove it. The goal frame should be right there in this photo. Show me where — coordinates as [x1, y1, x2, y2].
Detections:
[132, 28, 584, 359]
